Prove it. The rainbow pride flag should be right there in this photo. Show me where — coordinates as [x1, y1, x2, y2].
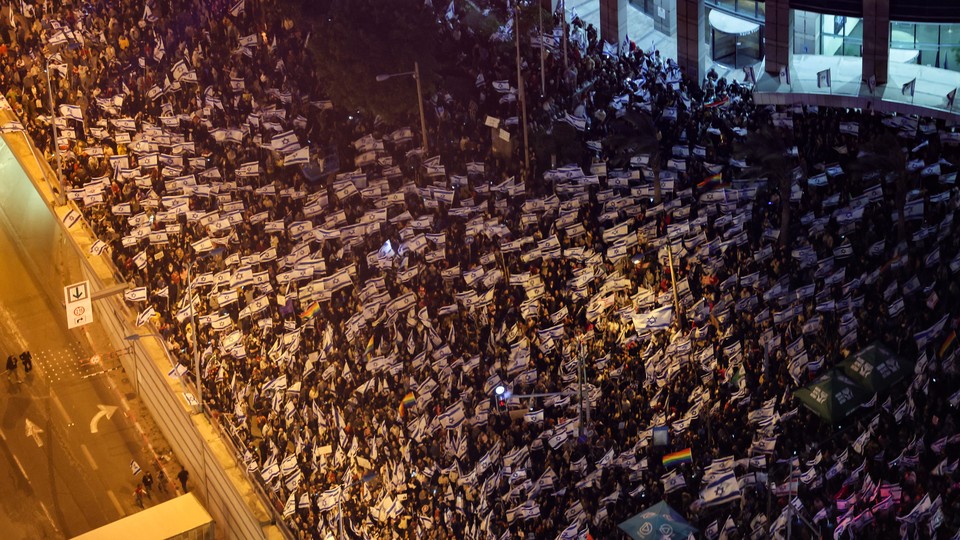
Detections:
[364, 335, 376, 357]
[399, 391, 416, 416]
[697, 173, 725, 191]
[940, 330, 957, 358]
[300, 301, 320, 320]
[662, 448, 693, 468]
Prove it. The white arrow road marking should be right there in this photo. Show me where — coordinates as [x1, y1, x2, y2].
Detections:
[89, 404, 118, 434]
[25, 418, 43, 447]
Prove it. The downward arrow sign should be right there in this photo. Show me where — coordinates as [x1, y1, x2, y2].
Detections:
[25, 418, 44, 447]
[90, 404, 119, 434]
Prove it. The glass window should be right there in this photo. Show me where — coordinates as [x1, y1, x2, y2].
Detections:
[942, 47, 959, 71]
[940, 24, 960, 46]
[916, 24, 940, 47]
[738, 0, 757, 18]
[891, 22, 916, 49]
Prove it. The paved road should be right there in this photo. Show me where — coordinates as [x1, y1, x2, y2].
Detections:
[0, 206, 177, 538]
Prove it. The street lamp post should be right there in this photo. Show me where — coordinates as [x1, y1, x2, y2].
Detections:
[44, 55, 66, 205]
[513, 1, 531, 175]
[182, 247, 223, 414]
[186, 263, 202, 412]
[376, 63, 429, 155]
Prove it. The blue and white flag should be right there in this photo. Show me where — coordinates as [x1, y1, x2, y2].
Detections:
[702, 473, 741, 507]
[271, 130, 299, 154]
[136, 306, 156, 327]
[563, 112, 587, 131]
[632, 305, 674, 332]
[124, 287, 148, 302]
[779, 66, 791, 86]
[817, 69, 831, 88]
[438, 400, 466, 430]
[58, 104, 84, 122]
[229, 0, 244, 17]
[284, 146, 309, 166]
[902, 78, 916, 97]
[261, 455, 281, 484]
[915, 314, 948, 349]
[237, 161, 260, 177]
[662, 469, 686, 493]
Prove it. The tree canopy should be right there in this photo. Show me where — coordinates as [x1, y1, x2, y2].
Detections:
[308, 0, 442, 122]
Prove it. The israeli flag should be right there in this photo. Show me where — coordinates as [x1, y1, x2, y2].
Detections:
[779, 66, 791, 86]
[59, 104, 84, 122]
[817, 68, 831, 88]
[280, 453, 298, 477]
[124, 287, 148, 302]
[701, 473, 741, 506]
[316, 486, 341, 512]
[284, 146, 309, 166]
[632, 305, 674, 332]
[260, 457, 281, 484]
[271, 130, 299, 154]
[438, 400, 466, 430]
[237, 161, 260, 177]
[136, 306, 156, 327]
[661, 469, 686, 493]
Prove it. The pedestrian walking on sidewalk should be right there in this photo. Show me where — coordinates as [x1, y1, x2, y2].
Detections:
[177, 468, 189, 493]
[134, 484, 146, 509]
[6, 355, 21, 383]
[143, 471, 154, 497]
[19, 351, 32, 373]
[156, 468, 168, 493]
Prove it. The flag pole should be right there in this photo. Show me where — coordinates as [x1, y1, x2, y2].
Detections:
[667, 242, 681, 319]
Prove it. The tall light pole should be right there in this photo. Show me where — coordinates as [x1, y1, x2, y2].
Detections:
[44, 54, 66, 205]
[183, 247, 223, 413]
[513, 1, 530, 175]
[561, 0, 568, 71]
[186, 263, 203, 411]
[539, 5, 546, 96]
[376, 63, 429, 155]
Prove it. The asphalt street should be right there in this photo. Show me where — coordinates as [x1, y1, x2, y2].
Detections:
[0, 207, 179, 538]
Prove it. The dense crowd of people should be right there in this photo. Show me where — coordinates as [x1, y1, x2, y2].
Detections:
[2, 0, 960, 538]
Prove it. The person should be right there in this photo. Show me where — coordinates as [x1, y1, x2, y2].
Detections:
[156, 467, 168, 494]
[142, 471, 154, 497]
[6, 354, 20, 383]
[19, 351, 31, 374]
[134, 483, 146, 509]
[177, 468, 189, 493]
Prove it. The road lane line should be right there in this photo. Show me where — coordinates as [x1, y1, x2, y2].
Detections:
[38, 501, 58, 534]
[80, 443, 98, 470]
[12, 454, 29, 481]
[52, 394, 74, 426]
[106, 489, 125, 517]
